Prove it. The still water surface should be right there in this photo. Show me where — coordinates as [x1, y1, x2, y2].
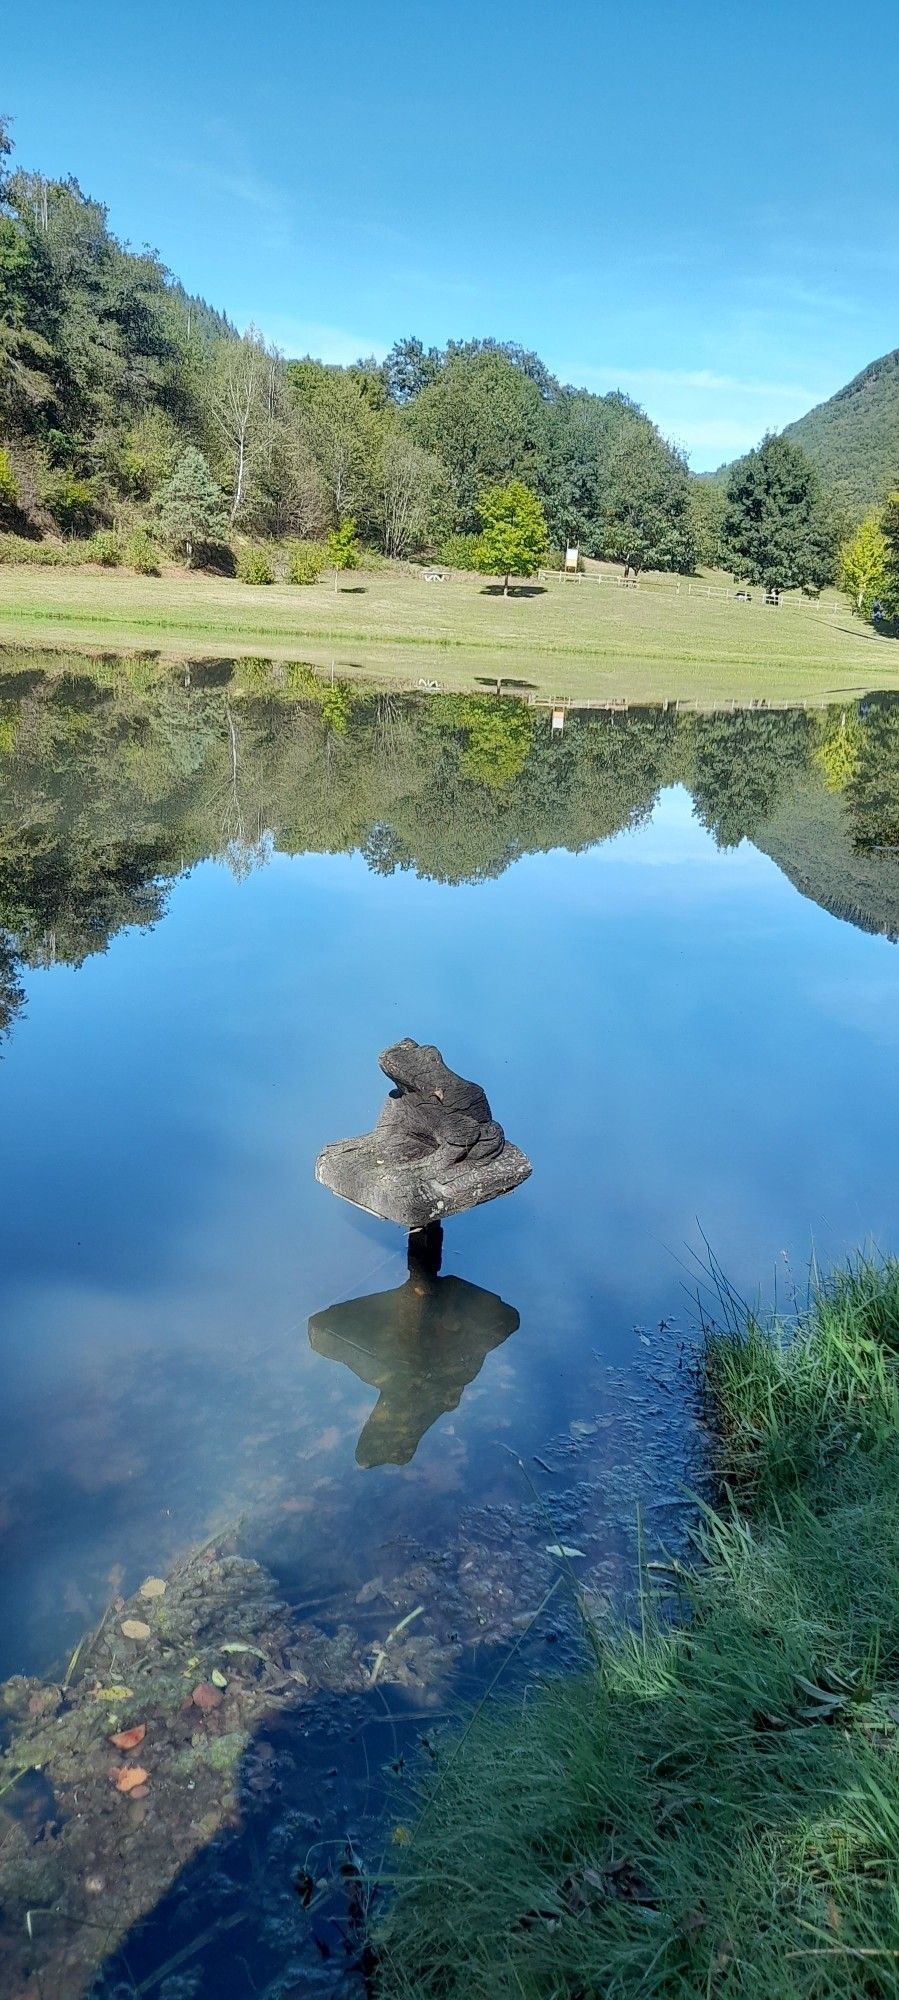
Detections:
[0, 656, 897, 1994]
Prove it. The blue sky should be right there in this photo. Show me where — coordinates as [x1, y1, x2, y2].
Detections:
[4, 0, 899, 468]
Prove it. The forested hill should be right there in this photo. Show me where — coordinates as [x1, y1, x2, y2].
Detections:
[0, 118, 704, 567]
[781, 349, 899, 516]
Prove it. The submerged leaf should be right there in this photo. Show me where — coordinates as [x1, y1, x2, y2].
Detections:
[545, 1543, 586, 1560]
[109, 1723, 146, 1751]
[112, 1764, 150, 1794]
[191, 1682, 223, 1710]
[120, 1619, 151, 1641]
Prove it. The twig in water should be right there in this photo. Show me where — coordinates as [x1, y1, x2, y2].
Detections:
[370, 1606, 424, 1684]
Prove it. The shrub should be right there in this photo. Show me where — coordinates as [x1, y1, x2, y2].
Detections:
[126, 527, 160, 575]
[435, 532, 481, 571]
[87, 528, 121, 567]
[286, 539, 327, 585]
[236, 544, 275, 585]
[0, 534, 80, 566]
[0, 449, 20, 524]
[40, 471, 98, 536]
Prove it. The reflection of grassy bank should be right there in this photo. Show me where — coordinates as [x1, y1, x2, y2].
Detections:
[1, 563, 899, 702]
[376, 1260, 899, 1999]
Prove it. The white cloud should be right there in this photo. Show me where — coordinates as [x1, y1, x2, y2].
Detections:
[612, 367, 824, 402]
[566, 362, 825, 406]
[556, 360, 832, 468]
[257, 318, 388, 364]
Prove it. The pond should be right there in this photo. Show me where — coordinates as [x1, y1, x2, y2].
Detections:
[1, 652, 898, 1997]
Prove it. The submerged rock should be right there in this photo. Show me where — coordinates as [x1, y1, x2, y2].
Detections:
[315, 1038, 531, 1228]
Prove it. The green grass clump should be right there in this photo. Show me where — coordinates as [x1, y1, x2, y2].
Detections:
[235, 544, 275, 585]
[375, 1258, 899, 1999]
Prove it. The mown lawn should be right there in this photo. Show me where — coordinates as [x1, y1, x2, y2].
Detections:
[0, 561, 897, 704]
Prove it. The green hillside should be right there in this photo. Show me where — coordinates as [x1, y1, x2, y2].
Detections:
[783, 347, 899, 516]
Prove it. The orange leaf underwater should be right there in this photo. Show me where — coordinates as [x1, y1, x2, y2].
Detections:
[108, 1724, 146, 1751]
[112, 1765, 150, 1794]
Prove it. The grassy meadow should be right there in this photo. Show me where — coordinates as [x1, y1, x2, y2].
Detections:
[376, 1259, 899, 2000]
[0, 559, 897, 704]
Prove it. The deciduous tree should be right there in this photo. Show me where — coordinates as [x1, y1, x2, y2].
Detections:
[602, 427, 698, 577]
[475, 480, 549, 595]
[408, 351, 549, 533]
[378, 428, 448, 558]
[206, 330, 273, 527]
[839, 513, 888, 618]
[327, 516, 360, 589]
[286, 360, 381, 531]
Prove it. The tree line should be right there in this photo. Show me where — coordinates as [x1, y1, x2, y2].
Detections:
[0, 116, 882, 598]
[0, 118, 702, 569]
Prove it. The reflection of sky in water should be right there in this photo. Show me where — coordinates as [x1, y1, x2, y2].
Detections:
[1, 785, 898, 1674]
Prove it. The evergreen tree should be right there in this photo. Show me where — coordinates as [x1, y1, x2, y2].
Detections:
[721, 433, 837, 592]
[384, 337, 441, 405]
[881, 492, 899, 618]
[156, 448, 227, 563]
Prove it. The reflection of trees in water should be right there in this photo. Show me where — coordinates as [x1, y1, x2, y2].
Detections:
[849, 695, 899, 850]
[685, 709, 814, 850]
[0, 654, 897, 1044]
[0, 933, 24, 1042]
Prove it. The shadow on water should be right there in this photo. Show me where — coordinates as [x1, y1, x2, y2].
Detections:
[85, 1681, 426, 2000]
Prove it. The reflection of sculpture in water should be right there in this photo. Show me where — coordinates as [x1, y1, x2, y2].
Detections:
[308, 1227, 519, 1467]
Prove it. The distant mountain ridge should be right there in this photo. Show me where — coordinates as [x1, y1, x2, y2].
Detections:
[781, 349, 899, 515]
